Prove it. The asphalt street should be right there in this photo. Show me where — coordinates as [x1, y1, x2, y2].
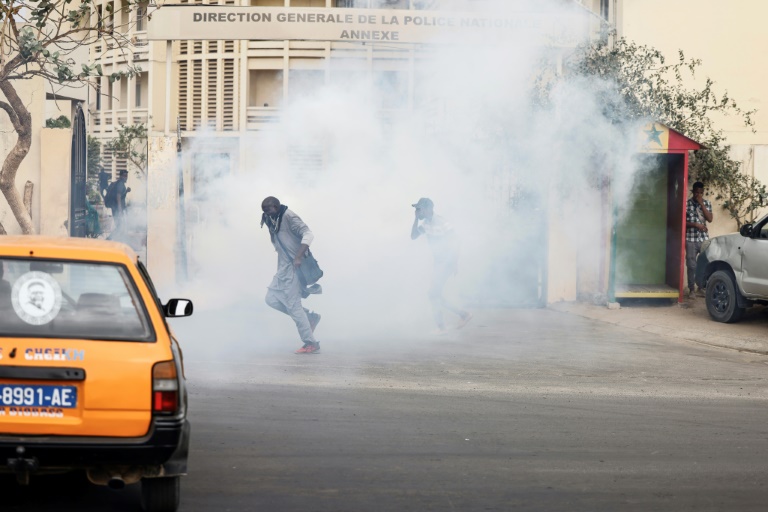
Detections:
[6, 308, 768, 511]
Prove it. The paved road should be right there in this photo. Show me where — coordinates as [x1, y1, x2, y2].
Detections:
[6, 308, 768, 511]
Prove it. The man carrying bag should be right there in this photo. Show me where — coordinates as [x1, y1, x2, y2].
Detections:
[261, 196, 323, 354]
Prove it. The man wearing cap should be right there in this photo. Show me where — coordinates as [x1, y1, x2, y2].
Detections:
[685, 181, 713, 299]
[411, 198, 472, 333]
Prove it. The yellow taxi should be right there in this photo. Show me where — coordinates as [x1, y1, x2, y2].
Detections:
[0, 236, 192, 512]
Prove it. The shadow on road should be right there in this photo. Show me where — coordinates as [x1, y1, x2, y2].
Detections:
[2, 472, 143, 512]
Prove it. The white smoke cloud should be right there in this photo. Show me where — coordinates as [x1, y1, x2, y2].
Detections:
[168, 0, 651, 354]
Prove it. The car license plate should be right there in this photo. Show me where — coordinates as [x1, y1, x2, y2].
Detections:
[0, 385, 77, 408]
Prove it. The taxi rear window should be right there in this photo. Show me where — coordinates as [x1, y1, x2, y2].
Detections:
[0, 258, 154, 341]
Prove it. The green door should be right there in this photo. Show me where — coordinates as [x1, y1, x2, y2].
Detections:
[614, 163, 668, 288]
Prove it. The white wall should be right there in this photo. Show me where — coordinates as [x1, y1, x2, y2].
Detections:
[0, 76, 46, 235]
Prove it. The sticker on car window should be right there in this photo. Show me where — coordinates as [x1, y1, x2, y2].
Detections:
[11, 272, 63, 326]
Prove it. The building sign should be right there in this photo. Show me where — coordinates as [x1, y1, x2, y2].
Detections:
[148, 6, 588, 46]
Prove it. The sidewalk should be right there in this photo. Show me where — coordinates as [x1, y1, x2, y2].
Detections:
[549, 297, 768, 355]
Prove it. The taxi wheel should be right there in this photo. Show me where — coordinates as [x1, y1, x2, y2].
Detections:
[141, 476, 180, 512]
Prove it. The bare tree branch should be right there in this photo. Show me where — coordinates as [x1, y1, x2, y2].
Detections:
[0, 100, 21, 130]
[0, 79, 35, 234]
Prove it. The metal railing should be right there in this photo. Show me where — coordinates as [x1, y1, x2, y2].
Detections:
[246, 107, 282, 130]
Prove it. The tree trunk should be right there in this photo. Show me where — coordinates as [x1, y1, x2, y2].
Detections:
[0, 80, 36, 234]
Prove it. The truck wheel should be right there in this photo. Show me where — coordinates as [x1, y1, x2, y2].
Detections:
[141, 476, 180, 512]
[706, 270, 746, 323]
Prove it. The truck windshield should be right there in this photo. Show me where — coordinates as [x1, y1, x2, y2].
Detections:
[0, 258, 154, 341]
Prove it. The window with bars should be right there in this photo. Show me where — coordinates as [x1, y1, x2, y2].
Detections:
[106, 80, 114, 110]
[207, 60, 218, 128]
[100, 148, 128, 180]
[222, 59, 236, 130]
[600, 0, 610, 20]
[178, 57, 238, 131]
[96, 5, 104, 34]
[192, 60, 203, 129]
[179, 61, 188, 129]
[136, 74, 148, 108]
[136, 3, 148, 31]
[175, 0, 239, 132]
[105, 2, 114, 34]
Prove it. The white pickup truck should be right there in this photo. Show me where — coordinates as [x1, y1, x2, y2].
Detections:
[695, 213, 768, 322]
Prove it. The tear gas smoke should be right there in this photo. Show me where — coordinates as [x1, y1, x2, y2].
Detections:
[165, 0, 650, 355]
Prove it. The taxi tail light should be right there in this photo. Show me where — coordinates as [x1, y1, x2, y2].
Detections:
[152, 361, 179, 414]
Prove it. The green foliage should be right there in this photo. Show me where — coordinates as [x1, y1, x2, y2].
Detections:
[104, 123, 147, 176]
[44, 115, 70, 128]
[87, 187, 103, 205]
[718, 170, 767, 224]
[3, 1, 143, 85]
[563, 37, 760, 227]
[85, 136, 103, 205]
[86, 136, 101, 178]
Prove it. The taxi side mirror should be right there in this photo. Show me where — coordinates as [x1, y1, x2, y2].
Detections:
[164, 298, 193, 317]
[740, 224, 754, 238]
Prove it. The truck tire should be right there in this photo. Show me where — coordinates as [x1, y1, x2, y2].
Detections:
[141, 476, 180, 512]
[706, 270, 746, 323]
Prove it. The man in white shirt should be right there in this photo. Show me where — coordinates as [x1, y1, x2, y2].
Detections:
[261, 196, 322, 354]
[411, 197, 472, 333]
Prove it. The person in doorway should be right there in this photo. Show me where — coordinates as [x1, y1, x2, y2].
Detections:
[261, 196, 322, 354]
[411, 197, 472, 334]
[98, 165, 111, 199]
[85, 198, 102, 238]
[685, 181, 713, 299]
[107, 169, 131, 237]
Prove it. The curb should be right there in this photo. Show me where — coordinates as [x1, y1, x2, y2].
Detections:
[549, 301, 768, 356]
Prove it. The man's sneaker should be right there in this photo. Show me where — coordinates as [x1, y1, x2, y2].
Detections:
[456, 312, 473, 330]
[295, 343, 311, 354]
[308, 312, 321, 333]
[303, 342, 320, 354]
[696, 287, 706, 298]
